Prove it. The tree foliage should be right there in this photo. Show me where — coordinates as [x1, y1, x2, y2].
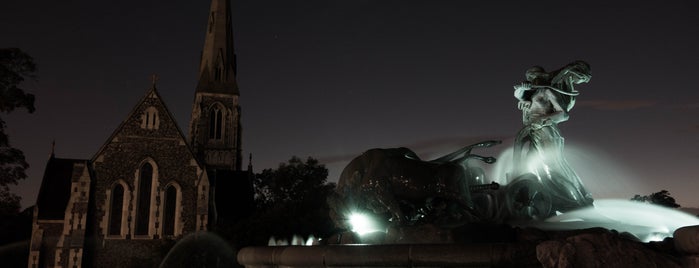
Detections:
[1, 48, 36, 114]
[0, 48, 37, 216]
[631, 190, 680, 208]
[254, 156, 329, 207]
[219, 157, 337, 246]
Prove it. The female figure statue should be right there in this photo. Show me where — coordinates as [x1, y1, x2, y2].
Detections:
[512, 61, 594, 212]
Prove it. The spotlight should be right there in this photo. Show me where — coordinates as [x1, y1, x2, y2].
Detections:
[348, 212, 382, 235]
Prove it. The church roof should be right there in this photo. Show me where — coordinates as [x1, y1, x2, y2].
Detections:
[35, 156, 87, 220]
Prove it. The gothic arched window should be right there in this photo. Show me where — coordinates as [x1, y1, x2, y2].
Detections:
[209, 107, 223, 140]
[108, 184, 124, 236]
[162, 184, 178, 236]
[135, 163, 153, 236]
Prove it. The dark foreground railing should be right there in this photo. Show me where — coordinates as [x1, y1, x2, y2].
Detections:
[237, 243, 535, 267]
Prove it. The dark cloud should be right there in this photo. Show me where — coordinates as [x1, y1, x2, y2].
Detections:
[577, 100, 656, 111]
[683, 102, 699, 110]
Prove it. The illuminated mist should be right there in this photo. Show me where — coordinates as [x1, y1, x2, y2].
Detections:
[538, 199, 699, 242]
[487, 141, 697, 242]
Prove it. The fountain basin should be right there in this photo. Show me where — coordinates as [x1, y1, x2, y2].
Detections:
[237, 243, 535, 267]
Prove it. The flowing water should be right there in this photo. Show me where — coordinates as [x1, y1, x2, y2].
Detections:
[529, 199, 699, 242]
[489, 143, 698, 242]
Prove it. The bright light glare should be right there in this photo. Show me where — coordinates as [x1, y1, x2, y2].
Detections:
[348, 212, 382, 235]
[305, 235, 316, 246]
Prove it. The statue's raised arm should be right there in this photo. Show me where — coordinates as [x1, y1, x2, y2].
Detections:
[548, 60, 591, 111]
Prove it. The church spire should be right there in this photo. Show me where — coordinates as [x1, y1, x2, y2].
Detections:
[189, 0, 243, 172]
[197, 0, 238, 94]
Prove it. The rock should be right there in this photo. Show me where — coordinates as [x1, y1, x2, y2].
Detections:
[683, 256, 699, 267]
[536, 229, 682, 268]
[674, 225, 699, 254]
[537, 240, 575, 268]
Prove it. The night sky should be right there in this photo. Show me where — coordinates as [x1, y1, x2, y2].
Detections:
[2, 0, 698, 208]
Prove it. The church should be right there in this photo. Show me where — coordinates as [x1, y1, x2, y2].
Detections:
[27, 0, 253, 266]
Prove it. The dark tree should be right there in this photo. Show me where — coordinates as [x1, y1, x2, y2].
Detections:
[0, 48, 37, 216]
[631, 190, 681, 208]
[254, 156, 329, 207]
[218, 156, 336, 246]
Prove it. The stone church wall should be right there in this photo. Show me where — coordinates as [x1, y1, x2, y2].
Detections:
[34, 222, 63, 267]
[92, 238, 174, 268]
[87, 93, 206, 266]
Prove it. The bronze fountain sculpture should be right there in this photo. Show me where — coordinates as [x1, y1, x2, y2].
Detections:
[328, 61, 595, 241]
[237, 61, 699, 267]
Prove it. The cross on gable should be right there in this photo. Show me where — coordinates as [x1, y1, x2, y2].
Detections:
[151, 74, 159, 87]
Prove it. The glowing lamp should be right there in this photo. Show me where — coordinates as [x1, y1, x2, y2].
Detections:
[348, 212, 382, 235]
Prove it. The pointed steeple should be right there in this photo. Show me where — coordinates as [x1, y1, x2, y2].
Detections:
[189, 0, 243, 172]
[197, 0, 239, 94]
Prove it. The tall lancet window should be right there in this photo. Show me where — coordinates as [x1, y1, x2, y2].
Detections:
[135, 163, 153, 236]
[162, 185, 178, 236]
[209, 107, 223, 140]
[108, 184, 124, 236]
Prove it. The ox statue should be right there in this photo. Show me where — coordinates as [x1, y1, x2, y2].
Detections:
[328, 140, 501, 230]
